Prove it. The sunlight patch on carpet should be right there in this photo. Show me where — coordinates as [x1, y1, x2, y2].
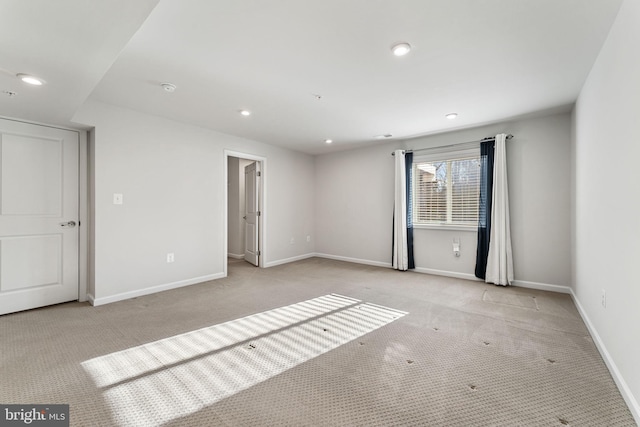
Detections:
[82, 294, 407, 426]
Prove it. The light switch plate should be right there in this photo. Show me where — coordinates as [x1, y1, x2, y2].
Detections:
[113, 193, 123, 205]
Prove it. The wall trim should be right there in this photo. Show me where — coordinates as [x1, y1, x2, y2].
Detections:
[228, 252, 245, 260]
[78, 129, 88, 303]
[313, 253, 392, 269]
[570, 290, 640, 424]
[511, 279, 572, 294]
[0, 114, 89, 133]
[413, 269, 573, 294]
[89, 273, 225, 306]
[308, 256, 573, 295]
[413, 267, 481, 282]
[265, 253, 316, 268]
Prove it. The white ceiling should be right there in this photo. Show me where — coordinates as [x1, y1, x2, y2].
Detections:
[0, 0, 623, 155]
[0, 0, 158, 127]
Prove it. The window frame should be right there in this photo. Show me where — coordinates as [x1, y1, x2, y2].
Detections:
[412, 146, 480, 231]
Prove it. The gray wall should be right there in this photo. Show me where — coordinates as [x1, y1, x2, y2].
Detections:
[573, 0, 640, 417]
[315, 142, 396, 266]
[315, 112, 572, 289]
[74, 100, 316, 303]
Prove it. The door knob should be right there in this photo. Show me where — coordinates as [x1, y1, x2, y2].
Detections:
[60, 221, 76, 228]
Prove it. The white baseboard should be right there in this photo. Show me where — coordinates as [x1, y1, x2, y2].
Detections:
[264, 253, 316, 268]
[511, 279, 572, 294]
[86, 293, 95, 306]
[413, 270, 574, 295]
[313, 253, 393, 269]
[570, 290, 640, 424]
[227, 252, 245, 260]
[310, 257, 572, 295]
[413, 267, 481, 282]
[89, 273, 225, 306]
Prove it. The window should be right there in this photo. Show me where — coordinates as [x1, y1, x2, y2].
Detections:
[413, 151, 480, 227]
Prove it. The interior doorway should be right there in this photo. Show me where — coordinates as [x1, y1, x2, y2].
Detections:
[224, 151, 266, 274]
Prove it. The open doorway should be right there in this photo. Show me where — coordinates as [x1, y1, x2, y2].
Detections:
[224, 151, 266, 274]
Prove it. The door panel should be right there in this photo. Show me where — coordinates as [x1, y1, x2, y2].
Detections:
[1, 133, 62, 215]
[0, 235, 61, 291]
[0, 119, 79, 315]
[244, 162, 260, 266]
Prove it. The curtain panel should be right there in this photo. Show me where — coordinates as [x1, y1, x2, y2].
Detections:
[474, 139, 495, 280]
[392, 150, 414, 270]
[485, 134, 514, 285]
[475, 133, 514, 285]
[405, 152, 415, 269]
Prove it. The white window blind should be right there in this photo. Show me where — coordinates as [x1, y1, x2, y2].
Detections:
[413, 155, 481, 226]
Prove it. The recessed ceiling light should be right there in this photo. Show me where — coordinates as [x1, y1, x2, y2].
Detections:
[445, 113, 458, 120]
[324, 139, 333, 144]
[161, 82, 176, 92]
[240, 110, 251, 116]
[17, 73, 45, 86]
[391, 42, 411, 56]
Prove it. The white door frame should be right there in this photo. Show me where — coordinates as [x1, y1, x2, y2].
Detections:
[223, 150, 266, 277]
[0, 115, 88, 304]
[243, 161, 260, 266]
[78, 128, 88, 303]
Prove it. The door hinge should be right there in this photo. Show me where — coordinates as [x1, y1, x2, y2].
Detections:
[257, 171, 261, 177]
[257, 211, 261, 216]
[257, 250, 261, 256]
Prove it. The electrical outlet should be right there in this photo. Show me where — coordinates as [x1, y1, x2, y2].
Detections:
[290, 237, 295, 245]
[453, 238, 460, 257]
[306, 235, 311, 242]
[601, 289, 606, 308]
[167, 253, 175, 263]
[113, 193, 123, 205]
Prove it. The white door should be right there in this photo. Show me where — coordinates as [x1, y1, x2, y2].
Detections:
[0, 118, 79, 315]
[244, 161, 260, 266]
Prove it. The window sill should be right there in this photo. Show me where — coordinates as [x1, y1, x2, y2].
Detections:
[413, 224, 477, 232]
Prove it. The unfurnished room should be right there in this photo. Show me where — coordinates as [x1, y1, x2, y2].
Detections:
[0, 1, 639, 426]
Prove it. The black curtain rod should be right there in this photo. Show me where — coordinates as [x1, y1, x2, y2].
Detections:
[391, 134, 513, 156]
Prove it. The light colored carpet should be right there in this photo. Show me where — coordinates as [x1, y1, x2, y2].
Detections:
[0, 258, 636, 426]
